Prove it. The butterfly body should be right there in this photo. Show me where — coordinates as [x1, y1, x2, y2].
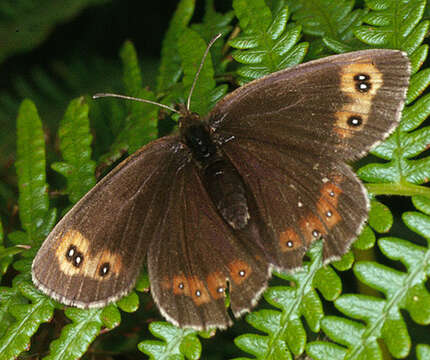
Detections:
[32, 49, 410, 330]
[179, 110, 251, 230]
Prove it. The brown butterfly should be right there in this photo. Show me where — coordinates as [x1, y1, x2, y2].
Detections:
[32, 48, 410, 330]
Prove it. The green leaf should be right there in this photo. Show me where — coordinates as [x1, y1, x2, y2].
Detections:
[0, 222, 21, 280]
[99, 41, 158, 164]
[417, 344, 430, 360]
[138, 322, 201, 359]
[0, 282, 55, 359]
[230, 0, 307, 82]
[355, 0, 427, 51]
[191, 0, 234, 74]
[44, 308, 104, 360]
[101, 304, 121, 330]
[157, 0, 196, 93]
[307, 210, 430, 359]
[177, 28, 217, 116]
[15, 99, 51, 245]
[368, 200, 393, 233]
[353, 225, 376, 250]
[51, 97, 96, 204]
[116, 291, 139, 313]
[0, 287, 25, 339]
[289, 0, 367, 56]
[235, 242, 344, 358]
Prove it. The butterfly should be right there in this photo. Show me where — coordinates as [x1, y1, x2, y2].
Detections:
[32, 48, 410, 330]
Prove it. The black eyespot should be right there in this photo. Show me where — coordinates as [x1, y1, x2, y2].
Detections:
[354, 73, 370, 81]
[178, 282, 185, 289]
[239, 270, 246, 277]
[99, 262, 110, 276]
[312, 230, 320, 238]
[72, 252, 84, 268]
[287, 240, 294, 248]
[347, 116, 362, 127]
[66, 245, 77, 261]
[195, 290, 201, 297]
[353, 73, 371, 93]
[356, 82, 371, 92]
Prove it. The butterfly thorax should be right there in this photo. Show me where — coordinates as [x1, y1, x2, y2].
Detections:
[179, 111, 250, 230]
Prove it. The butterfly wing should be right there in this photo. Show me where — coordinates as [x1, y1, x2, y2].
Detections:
[147, 158, 271, 330]
[210, 50, 410, 161]
[221, 138, 368, 267]
[207, 50, 409, 268]
[32, 136, 188, 308]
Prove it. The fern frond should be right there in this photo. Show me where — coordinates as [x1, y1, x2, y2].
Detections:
[0, 282, 55, 359]
[138, 322, 202, 359]
[307, 209, 430, 359]
[287, 0, 368, 55]
[234, 241, 349, 359]
[51, 97, 96, 204]
[229, 0, 308, 83]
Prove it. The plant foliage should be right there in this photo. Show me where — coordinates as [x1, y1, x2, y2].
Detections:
[1, 0, 429, 359]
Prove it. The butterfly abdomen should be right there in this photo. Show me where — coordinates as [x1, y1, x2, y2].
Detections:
[182, 119, 250, 230]
[204, 159, 250, 230]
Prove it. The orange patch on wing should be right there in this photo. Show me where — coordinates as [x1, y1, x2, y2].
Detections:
[188, 276, 211, 305]
[316, 197, 342, 229]
[335, 61, 383, 139]
[279, 228, 302, 252]
[172, 275, 211, 306]
[228, 260, 252, 285]
[207, 272, 226, 299]
[300, 213, 327, 246]
[316, 181, 343, 229]
[322, 182, 342, 206]
[340, 62, 383, 97]
[173, 274, 190, 296]
[54, 229, 123, 279]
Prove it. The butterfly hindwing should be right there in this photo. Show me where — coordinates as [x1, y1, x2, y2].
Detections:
[220, 138, 368, 268]
[147, 158, 271, 330]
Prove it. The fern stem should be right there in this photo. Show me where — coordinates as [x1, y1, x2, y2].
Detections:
[365, 183, 430, 198]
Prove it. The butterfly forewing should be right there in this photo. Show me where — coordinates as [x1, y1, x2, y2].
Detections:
[32, 136, 187, 308]
[210, 50, 410, 161]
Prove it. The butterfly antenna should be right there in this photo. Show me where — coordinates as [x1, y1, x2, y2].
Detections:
[92, 93, 179, 113]
[186, 33, 222, 111]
